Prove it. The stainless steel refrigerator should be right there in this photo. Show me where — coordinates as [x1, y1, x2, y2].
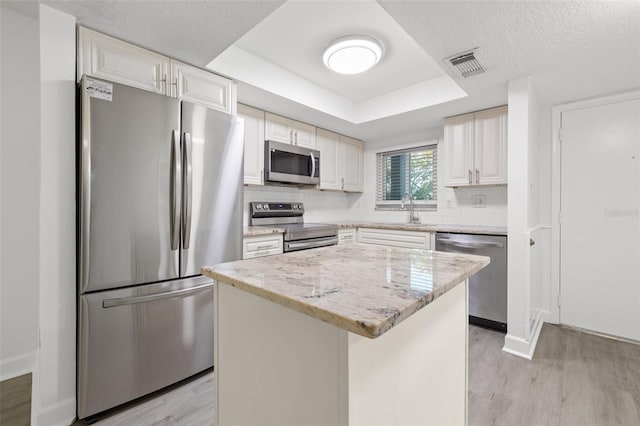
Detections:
[77, 76, 243, 419]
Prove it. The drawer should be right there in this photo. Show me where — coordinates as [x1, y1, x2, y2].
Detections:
[357, 228, 431, 250]
[243, 234, 283, 259]
[338, 229, 356, 244]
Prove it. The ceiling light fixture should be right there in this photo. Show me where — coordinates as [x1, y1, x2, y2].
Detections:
[323, 35, 382, 75]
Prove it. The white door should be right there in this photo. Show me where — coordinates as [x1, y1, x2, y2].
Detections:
[474, 106, 508, 186]
[560, 97, 640, 340]
[444, 113, 474, 187]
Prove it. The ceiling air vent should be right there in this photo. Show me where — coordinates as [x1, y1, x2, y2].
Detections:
[445, 48, 485, 78]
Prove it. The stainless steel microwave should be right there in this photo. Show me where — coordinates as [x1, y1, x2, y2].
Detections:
[264, 140, 320, 185]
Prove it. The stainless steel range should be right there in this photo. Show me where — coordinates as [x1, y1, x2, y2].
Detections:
[250, 202, 338, 252]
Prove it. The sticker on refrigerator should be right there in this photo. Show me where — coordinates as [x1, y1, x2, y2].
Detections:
[86, 78, 113, 101]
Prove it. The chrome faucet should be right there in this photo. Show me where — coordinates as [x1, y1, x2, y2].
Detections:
[402, 193, 421, 224]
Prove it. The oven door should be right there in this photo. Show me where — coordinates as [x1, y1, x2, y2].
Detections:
[265, 140, 320, 185]
[284, 235, 339, 252]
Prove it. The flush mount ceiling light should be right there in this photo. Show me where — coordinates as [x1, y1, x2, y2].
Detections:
[323, 35, 382, 75]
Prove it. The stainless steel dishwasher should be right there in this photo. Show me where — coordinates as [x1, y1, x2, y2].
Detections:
[435, 233, 507, 332]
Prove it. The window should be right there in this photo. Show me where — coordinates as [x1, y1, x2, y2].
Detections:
[376, 144, 437, 210]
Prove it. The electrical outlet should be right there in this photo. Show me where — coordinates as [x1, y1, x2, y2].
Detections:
[445, 199, 453, 208]
[472, 194, 486, 208]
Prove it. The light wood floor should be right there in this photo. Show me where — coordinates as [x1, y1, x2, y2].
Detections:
[469, 324, 640, 426]
[74, 324, 640, 425]
[0, 373, 31, 426]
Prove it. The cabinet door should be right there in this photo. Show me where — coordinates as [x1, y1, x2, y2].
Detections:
[243, 234, 283, 259]
[78, 27, 169, 94]
[444, 113, 475, 187]
[171, 61, 235, 114]
[265, 113, 293, 144]
[338, 229, 357, 244]
[341, 136, 364, 192]
[318, 129, 341, 190]
[474, 106, 508, 185]
[238, 104, 265, 185]
[293, 121, 317, 149]
[357, 228, 431, 249]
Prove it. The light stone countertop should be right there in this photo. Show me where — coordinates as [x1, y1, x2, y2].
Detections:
[243, 226, 285, 237]
[331, 221, 507, 236]
[202, 243, 489, 339]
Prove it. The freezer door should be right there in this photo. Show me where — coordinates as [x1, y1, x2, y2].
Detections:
[79, 76, 181, 293]
[180, 102, 244, 277]
[77, 276, 214, 419]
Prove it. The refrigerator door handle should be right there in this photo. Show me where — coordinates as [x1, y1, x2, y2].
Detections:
[102, 282, 213, 308]
[182, 132, 193, 250]
[170, 130, 181, 251]
[80, 79, 92, 293]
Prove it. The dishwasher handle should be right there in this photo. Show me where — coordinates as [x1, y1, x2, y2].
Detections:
[437, 239, 504, 249]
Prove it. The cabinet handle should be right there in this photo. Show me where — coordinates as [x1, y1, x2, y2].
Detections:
[161, 73, 167, 94]
[295, 132, 298, 145]
[341, 177, 344, 190]
[289, 130, 293, 144]
[260, 169, 264, 184]
[476, 168, 479, 184]
[468, 169, 472, 185]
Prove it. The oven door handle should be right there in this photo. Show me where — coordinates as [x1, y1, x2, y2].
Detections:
[285, 236, 338, 252]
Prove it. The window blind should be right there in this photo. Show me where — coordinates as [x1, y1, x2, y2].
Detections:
[375, 144, 437, 210]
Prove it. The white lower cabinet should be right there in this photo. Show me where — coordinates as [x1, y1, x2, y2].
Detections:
[338, 229, 357, 244]
[243, 234, 283, 259]
[357, 228, 432, 250]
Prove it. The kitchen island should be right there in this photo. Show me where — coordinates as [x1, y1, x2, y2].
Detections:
[202, 243, 489, 426]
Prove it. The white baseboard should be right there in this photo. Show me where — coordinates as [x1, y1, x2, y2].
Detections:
[502, 315, 544, 360]
[37, 397, 76, 426]
[0, 351, 36, 381]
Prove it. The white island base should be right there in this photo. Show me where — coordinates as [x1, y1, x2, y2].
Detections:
[214, 280, 469, 426]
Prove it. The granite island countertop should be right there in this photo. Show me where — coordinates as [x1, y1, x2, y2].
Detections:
[330, 221, 507, 236]
[202, 243, 489, 339]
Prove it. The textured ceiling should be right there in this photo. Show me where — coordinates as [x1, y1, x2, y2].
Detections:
[44, 0, 285, 66]
[378, 0, 640, 104]
[16, 0, 640, 141]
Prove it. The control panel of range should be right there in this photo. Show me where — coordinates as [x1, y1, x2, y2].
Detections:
[250, 202, 305, 218]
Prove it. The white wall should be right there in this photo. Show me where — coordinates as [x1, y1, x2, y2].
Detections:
[348, 129, 508, 226]
[0, 5, 41, 381]
[244, 186, 353, 225]
[503, 76, 547, 360]
[37, 5, 77, 425]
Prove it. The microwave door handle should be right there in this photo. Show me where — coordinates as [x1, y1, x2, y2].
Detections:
[310, 151, 316, 178]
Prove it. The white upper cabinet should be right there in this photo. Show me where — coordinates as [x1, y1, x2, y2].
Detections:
[318, 129, 341, 190]
[444, 106, 508, 187]
[265, 113, 317, 149]
[78, 27, 169, 94]
[318, 130, 363, 192]
[238, 104, 265, 186]
[340, 135, 364, 192]
[78, 27, 236, 114]
[171, 61, 236, 114]
[474, 106, 508, 185]
[444, 113, 475, 187]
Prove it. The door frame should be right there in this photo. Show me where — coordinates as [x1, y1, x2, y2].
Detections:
[550, 89, 640, 325]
